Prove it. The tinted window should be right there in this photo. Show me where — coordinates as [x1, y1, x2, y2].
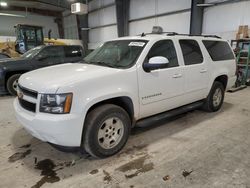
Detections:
[203, 40, 235, 61]
[64, 46, 83, 58]
[179, 40, 203, 65]
[38, 46, 64, 61]
[148, 40, 178, 68]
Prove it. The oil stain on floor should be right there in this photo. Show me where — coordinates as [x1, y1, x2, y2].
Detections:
[89, 169, 99, 175]
[19, 144, 31, 149]
[31, 159, 60, 188]
[116, 155, 154, 179]
[8, 149, 32, 162]
[103, 170, 112, 183]
[182, 169, 193, 178]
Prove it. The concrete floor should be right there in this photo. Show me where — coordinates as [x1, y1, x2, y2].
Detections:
[0, 88, 250, 188]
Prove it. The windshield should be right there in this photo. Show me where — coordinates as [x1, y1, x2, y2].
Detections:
[21, 45, 44, 59]
[84, 40, 147, 68]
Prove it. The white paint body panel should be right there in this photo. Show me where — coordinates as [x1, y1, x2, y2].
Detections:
[14, 34, 236, 147]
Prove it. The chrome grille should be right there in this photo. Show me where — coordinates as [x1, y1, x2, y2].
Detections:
[18, 98, 36, 112]
[17, 85, 38, 113]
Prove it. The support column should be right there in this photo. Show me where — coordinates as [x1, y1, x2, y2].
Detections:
[78, 14, 89, 55]
[55, 16, 64, 38]
[115, 0, 130, 37]
[190, 0, 204, 35]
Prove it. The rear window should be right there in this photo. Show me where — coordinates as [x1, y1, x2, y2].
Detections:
[179, 39, 203, 65]
[202, 40, 235, 61]
[64, 46, 83, 58]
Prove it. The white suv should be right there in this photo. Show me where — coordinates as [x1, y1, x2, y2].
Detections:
[14, 32, 236, 158]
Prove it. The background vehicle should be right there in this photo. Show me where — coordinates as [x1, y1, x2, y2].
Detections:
[0, 24, 83, 58]
[14, 32, 236, 158]
[0, 45, 84, 95]
[0, 53, 10, 59]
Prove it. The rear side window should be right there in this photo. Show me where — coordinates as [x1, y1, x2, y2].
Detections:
[148, 40, 179, 68]
[202, 40, 235, 61]
[64, 46, 83, 58]
[179, 40, 203, 65]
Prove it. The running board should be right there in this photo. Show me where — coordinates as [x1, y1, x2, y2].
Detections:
[227, 85, 247, 93]
[135, 101, 204, 128]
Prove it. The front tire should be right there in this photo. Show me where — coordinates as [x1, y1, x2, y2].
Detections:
[7, 74, 21, 96]
[82, 104, 131, 158]
[202, 81, 225, 112]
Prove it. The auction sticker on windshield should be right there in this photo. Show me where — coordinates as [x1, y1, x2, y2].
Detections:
[128, 42, 145, 47]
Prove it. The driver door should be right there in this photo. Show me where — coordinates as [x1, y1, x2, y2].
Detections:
[137, 39, 185, 118]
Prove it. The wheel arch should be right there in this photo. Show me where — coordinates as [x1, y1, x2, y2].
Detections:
[214, 74, 228, 89]
[80, 96, 135, 149]
[85, 96, 135, 124]
[5, 70, 27, 88]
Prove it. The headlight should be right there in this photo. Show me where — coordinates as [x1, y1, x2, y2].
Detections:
[40, 93, 73, 114]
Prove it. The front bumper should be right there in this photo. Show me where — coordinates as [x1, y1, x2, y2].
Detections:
[14, 98, 84, 147]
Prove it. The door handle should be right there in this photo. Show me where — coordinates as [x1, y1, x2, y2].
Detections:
[172, 74, 182, 78]
[200, 69, 207, 73]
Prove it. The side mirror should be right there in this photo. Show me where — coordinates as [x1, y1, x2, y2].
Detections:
[143, 56, 169, 72]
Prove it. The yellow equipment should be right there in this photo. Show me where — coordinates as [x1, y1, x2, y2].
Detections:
[0, 24, 81, 58]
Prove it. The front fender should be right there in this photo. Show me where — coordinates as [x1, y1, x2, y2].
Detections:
[83, 92, 138, 119]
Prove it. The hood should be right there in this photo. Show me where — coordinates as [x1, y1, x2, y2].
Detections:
[0, 57, 27, 68]
[19, 63, 119, 93]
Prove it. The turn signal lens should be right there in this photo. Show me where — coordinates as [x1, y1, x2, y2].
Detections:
[64, 94, 73, 113]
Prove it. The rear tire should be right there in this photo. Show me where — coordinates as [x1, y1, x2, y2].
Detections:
[202, 81, 225, 112]
[7, 74, 21, 96]
[82, 104, 131, 158]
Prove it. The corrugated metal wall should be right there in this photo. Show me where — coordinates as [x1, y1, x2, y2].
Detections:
[129, 0, 191, 35]
[202, 0, 250, 40]
[63, 13, 79, 40]
[88, 0, 191, 49]
[87, 0, 250, 48]
[88, 0, 117, 49]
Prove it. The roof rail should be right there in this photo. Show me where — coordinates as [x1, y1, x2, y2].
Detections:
[138, 32, 221, 39]
[166, 33, 221, 39]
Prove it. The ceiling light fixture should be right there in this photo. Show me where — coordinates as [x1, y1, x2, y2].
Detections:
[0, 13, 25, 17]
[81, 28, 90, 30]
[0, 2, 7, 7]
